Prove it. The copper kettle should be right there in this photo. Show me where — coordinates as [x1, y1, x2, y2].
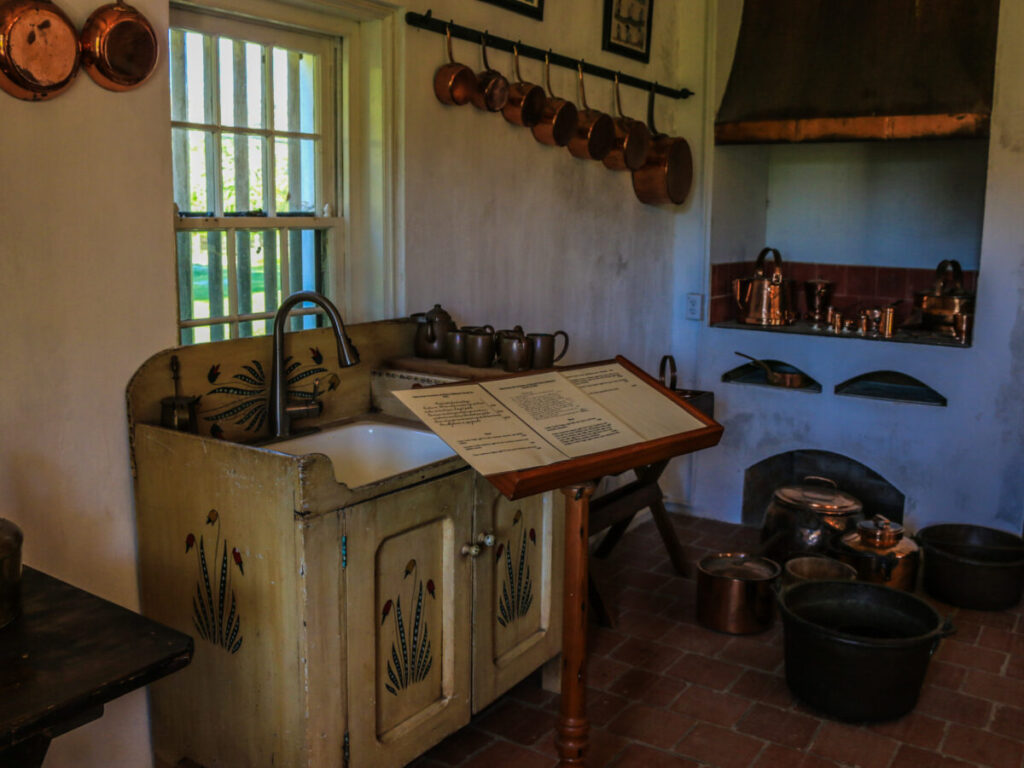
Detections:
[413, 304, 455, 358]
[733, 248, 796, 326]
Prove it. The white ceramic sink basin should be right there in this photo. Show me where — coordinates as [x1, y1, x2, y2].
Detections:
[270, 420, 456, 488]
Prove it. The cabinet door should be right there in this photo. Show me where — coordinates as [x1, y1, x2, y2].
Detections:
[344, 471, 474, 768]
[472, 479, 564, 711]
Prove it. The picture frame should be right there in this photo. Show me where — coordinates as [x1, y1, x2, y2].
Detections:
[602, 0, 654, 63]
[477, 0, 544, 21]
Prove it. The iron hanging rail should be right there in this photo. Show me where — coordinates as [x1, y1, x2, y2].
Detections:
[405, 9, 694, 100]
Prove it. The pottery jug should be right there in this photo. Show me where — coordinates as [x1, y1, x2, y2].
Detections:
[413, 304, 455, 358]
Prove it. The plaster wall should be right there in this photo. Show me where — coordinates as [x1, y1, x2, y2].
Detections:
[688, 1, 1024, 535]
[0, 1, 708, 765]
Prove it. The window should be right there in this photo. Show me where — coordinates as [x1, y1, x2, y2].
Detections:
[168, 1, 400, 345]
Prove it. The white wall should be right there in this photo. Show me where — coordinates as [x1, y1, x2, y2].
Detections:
[0, 1, 176, 764]
[0, 1, 709, 764]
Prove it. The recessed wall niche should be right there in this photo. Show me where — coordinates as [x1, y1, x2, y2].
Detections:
[709, 139, 989, 333]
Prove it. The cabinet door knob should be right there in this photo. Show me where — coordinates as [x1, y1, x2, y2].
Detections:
[477, 532, 496, 547]
[461, 543, 482, 557]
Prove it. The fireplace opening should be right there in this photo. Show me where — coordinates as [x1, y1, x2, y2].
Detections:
[741, 449, 905, 528]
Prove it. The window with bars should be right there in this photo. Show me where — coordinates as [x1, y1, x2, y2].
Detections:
[170, 9, 341, 344]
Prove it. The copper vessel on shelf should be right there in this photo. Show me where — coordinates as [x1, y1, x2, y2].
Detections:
[733, 247, 796, 326]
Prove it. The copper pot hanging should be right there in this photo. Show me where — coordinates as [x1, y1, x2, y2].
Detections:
[566, 61, 614, 161]
[433, 24, 476, 106]
[632, 84, 693, 206]
[0, 0, 80, 101]
[603, 72, 651, 171]
[502, 43, 544, 127]
[531, 51, 577, 147]
[470, 31, 508, 112]
[79, 0, 158, 91]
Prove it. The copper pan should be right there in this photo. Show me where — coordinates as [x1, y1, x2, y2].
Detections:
[603, 73, 651, 171]
[0, 0, 79, 101]
[470, 31, 508, 112]
[567, 61, 614, 161]
[531, 51, 577, 147]
[632, 85, 693, 206]
[501, 43, 544, 127]
[433, 24, 476, 106]
[79, 0, 157, 91]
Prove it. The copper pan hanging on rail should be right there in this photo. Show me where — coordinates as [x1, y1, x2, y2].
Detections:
[0, 0, 80, 101]
[79, 0, 158, 91]
[632, 84, 693, 206]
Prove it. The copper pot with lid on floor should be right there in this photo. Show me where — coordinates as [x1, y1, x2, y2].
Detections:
[761, 476, 865, 563]
[696, 552, 780, 634]
[835, 515, 920, 591]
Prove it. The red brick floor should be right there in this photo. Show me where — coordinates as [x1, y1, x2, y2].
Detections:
[409, 515, 1024, 768]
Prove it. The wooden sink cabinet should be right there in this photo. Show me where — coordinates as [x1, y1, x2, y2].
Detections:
[127, 321, 562, 768]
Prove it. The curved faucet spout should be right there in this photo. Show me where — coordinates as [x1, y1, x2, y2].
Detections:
[269, 290, 360, 438]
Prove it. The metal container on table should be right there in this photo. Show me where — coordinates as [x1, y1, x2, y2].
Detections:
[0, 517, 24, 629]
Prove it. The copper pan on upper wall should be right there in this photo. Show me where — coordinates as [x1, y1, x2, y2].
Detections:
[80, 0, 158, 91]
[632, 85, 693, 206]
[0, 0, 80, 101]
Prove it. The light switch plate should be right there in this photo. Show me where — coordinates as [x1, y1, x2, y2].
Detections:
[686, 293, 704, 321]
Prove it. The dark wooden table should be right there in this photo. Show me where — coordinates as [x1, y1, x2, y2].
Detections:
[0, 567, 193, 768]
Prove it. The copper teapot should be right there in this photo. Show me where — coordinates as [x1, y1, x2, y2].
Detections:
[733, 248, 796, 326]
[412, 304, 455, 358]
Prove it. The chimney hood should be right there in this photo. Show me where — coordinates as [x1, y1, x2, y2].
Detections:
[715, 0, 1000, 144]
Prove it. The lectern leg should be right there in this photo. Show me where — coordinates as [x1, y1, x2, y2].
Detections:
[556, 482, 596, 766]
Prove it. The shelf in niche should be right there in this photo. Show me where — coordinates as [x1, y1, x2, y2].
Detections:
[710, 320, 970, 348]
[722, 360, 821, 393]
[834, 371, 946, 407]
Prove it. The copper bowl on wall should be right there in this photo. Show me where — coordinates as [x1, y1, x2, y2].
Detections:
[0, 0, 80, 101]
[80, 0, 159, 91]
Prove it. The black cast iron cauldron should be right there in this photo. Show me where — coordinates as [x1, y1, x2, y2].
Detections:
[916, 524, 1024, 610]
[778, 581, 953, 722]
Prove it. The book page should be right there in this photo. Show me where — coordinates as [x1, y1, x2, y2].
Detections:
[560, 363, 706, 440]
[393, 385, 567, 475]
[480, 373, 644, 457]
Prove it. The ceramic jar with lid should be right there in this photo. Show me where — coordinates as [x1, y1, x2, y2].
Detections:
[412, 304, 456, 358]
[1, 517, 23, 629]
[835, 515, 919, 591]
[761, 476, 864, 563]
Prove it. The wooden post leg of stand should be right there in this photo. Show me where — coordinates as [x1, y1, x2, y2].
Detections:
[556, 482, 596, 766]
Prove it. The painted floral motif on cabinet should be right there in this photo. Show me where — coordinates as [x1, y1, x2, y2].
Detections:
[381, 559, 435, 696]
[200, 349, 339, 439]
[495, 509, 536, 628]
[186, 508, 244, 654]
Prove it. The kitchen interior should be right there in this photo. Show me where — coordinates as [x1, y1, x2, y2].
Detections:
[2, 0, 1024, 766]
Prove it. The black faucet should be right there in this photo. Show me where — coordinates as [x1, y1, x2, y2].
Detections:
[268, 290, 360, 438]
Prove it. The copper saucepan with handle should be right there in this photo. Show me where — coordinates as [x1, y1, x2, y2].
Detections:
[502, 42, 544, 127]
[470, 30, 508, 112]
[735, 351, 807, 388]
[0, 0, 80, 101]
[567, 61, 614, 161]
[433, 23, 476, 106]
[531, 51, 577, 147]
[79, 0, 158, 91]
[632, 84, 693, 206]
[604, 72, 651, 171]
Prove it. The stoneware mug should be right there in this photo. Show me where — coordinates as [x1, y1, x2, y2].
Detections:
[501, 335, 532, 372]
[445, 329, 467, 365]
[466, 330, 495, 368]
[528, 331, 569, 369]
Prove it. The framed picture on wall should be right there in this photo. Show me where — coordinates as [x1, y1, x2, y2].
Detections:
[478, 0, 544, 20]
[602, 0, 654, 63]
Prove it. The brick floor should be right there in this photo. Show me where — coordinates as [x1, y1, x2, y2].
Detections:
[409, 515, 1024, 768]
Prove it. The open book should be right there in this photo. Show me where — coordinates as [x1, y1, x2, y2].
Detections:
[393, 361, 707, 477]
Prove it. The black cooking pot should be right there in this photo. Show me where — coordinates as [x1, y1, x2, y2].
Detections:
[916, 524, 1024, 610]
[778, 580, 953, 721]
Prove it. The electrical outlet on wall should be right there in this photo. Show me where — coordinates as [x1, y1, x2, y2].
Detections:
[686, 293, 704, 321]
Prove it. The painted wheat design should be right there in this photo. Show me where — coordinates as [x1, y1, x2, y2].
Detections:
[497, 516, 535, 627]
[187, 511, 243, 654]
[383, 562, 434, 696]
